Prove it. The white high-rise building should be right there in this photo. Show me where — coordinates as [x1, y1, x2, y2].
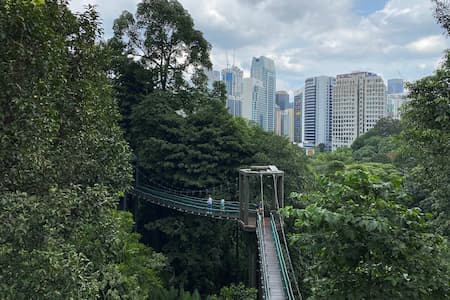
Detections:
[332, 72, 386, 149]
[251, 56, 276, 132]
[242, 78, 264, 122]
[304, 76, 335, 150]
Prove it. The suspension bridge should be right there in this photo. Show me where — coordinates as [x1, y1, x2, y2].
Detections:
[131, 166, 302, 300]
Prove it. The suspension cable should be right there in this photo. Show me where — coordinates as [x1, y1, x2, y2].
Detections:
[136, 167, 235, 195]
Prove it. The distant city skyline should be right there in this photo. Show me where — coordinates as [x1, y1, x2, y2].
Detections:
[70, 0, 450, 95]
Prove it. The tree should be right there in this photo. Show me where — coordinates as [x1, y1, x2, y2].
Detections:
[284, 170, 449, 299]
[401, 53, 450, 235]
[434, 0, 450, 35]
[209, 283, 257, 300]
[351, 117, 403, 164]
[112, 0, 211, 92]
[144, 211, 250, 296]
[400, 0, 450, 234]
[0, 1, 163, 298]
[249, 127, 313, 195]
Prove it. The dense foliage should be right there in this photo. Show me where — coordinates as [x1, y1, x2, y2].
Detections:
[284, 170, 449, 299]
[0, 1, 163, 298]
[401, 51, 450, 236]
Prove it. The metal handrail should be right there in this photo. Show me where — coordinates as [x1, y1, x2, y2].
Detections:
[133, 186, 241, 218]
[135, 183, 257, 211]
[274, 213, 302, 300]
[271, 213, 295, 300]
[137, 184, 240, 207]
[272, 174, 302, 300]
[257, 214, 270, 299]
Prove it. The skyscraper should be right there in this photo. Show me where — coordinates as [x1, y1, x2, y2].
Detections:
[386, 93, 408, 119]
[222, 66, 243, 117]
[282, 108, 294, 142]
[222, 66, 243, 97]
[205, 69, 221, 90]
[275, 106, 294, 142]
[332, 72, 386, 149]
[275, 91, 289, 110]
[387, 78, 404, 94]
[242, 78, 264, 122]
[303, 76, 335, 150]
[293, 90, 303, 144]
[251, 56, 276, 132]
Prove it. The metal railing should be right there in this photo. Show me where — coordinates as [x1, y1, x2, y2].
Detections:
[256, 214, 270, 299]
[270, 213, 295, 300]
[133, 184, 245, 219]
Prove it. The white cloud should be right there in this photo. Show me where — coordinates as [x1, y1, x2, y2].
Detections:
[69, 0, 450, 95]
[407, 35, 448, 54]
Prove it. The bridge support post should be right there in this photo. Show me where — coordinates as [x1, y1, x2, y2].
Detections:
[245, 231, 257, 288]
[239, 173, 249, 226]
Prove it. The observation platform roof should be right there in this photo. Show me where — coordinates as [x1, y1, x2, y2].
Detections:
[239, 165, 284, 175]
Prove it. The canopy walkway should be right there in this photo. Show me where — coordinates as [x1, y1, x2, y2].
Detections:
[131, 166, 302, 300]
[132, 184, 251, 220]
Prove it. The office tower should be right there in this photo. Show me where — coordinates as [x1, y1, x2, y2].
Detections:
[242, 78, 264, 122]
[222, 66, 243, 117]
[293, 90, 303, 144]
[303, 76, 335, 150]
[386, 93, 408, 119]
[205, 69, 221, 90]
[222, 66, 243, 97]
[276, 91, 289, 110]
[275, 105, 281, 135]
[387, 78, 404, 94]
[283, 108, 294, 142]
[251, 56, 276, 131]
[288, 107, 295, 142]
[276, 106, 294, 142]
[332, 72, 386, 149]
[275, 90, 289, 139]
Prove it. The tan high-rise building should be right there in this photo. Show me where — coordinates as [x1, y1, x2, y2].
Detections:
[332, 72, 386, 149]
[275, 105, 281, 135]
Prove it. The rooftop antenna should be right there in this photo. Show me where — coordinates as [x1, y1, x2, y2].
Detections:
[233, 48, 235, 67]
[226, 50, 229, 69]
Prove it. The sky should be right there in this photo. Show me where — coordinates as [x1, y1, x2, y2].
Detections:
[70, 0, 450, 96]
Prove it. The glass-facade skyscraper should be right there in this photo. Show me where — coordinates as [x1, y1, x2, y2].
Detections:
[276, 91, 289, 110]
[251, 56, 276, 132]
[221, 66, 243, 117]
[387, 78, 404, 94]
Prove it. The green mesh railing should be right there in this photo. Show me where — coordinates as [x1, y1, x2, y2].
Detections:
[256, 214, 270, 299]
[133, 183, 256, 219]
[270, 213, 295, 300]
